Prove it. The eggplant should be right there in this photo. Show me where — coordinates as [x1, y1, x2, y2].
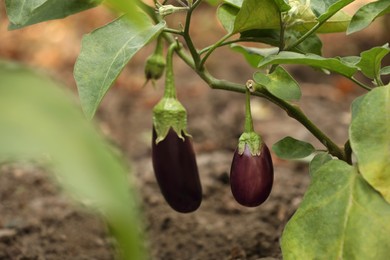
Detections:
[230, 143, 274, 207]
[152, 127, 202, 213]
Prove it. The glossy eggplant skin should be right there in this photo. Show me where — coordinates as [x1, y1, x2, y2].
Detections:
[230, 144, 274, 207]
[152, 127, 202, 213]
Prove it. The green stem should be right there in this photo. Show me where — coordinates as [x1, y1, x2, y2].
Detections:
[164, 42, 180, 99]
[286, 18, 329, 51]
[155, 35, 164, 55]
[348, 76, 372, 91]
[183, 1, 201, 69]
[163, 28, 184, 35]
[244, 89, 254, 133]
[375, 74, 385, 87]
[199, 33, 233, 69]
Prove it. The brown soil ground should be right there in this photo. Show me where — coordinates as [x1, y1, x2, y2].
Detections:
[0, 2, 388, 260]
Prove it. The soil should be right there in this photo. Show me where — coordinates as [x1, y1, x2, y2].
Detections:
[0, 2, 388, 260]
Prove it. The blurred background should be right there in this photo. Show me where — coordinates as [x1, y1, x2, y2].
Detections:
[0, 1, 389, 259]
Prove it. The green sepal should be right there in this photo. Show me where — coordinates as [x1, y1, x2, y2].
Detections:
[238, 131, 263, 156]
[153, 97, 189, 143]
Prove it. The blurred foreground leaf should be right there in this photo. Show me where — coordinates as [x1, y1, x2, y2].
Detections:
[282, 160, 390, 259]
[350, 85, 390, 203]
[0, 61, 146, 260]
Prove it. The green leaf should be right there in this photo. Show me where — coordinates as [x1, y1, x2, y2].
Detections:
[350, 85, 390, 203]
[217, 3, 239, 33]
[254, 67, 301, 101]
[258, 51, 358, 77]
[282, 160, 390, 259]
[309, 152, 332, 175]
[272, 136, 315, 159]
[356, 44, 390, 80]
[311, 0, 353, 22]
[0, 61, 146, 260]
[240, 30, 322, 55]
[233, 0, 280, 33]
[74, 16, 165, 119]
[231, 44, 278, 68]
[381, 66, 390, 76]
[5, 0, 101, 30]
[347, 0, 390, 34]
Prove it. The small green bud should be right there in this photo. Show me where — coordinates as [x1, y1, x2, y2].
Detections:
[145, 53, 166, 81]
[157, 4, 189, 17]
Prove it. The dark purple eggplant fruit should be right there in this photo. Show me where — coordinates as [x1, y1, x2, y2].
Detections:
[152, 127, 202, 213]
[230, 143, 274, 207]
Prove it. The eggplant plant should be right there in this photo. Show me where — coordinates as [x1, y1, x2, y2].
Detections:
[3, 0, 390, 259]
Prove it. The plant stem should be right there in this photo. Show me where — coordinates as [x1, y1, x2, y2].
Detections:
[286, 19, 328, 51]
[199, 33, 233, 69]
[244, 89, 254, 133]
[183, 1, 201, 69]
[163, 28, 184, 35]
[348, 76, 372, 91]
[164, 42, 180, 99]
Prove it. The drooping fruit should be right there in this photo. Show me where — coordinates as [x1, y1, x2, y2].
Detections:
[229, 86, 274, 207]
[230, 143, 273, 207]
[152, 127, 202, 213]
[151, 42, 202, 213]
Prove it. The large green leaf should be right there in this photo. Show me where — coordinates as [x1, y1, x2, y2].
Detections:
[356, 44, 390, 80]
[0, 61, 146, 260]
[272, 136, 315, 159]
[233, 0, 280, 33]
[282, 159, 390, 259]
[257, 51, 358, 77]
[5, 0, 101, 30]
[254, 67, 301, 101]
[347, 0, 390, 35]
[74, 16, 165, 119]
[350, 85, 390, 203]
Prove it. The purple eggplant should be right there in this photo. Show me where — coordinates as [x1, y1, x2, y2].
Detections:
[152, 127, 202, 213]
[230, 143, 274, 207]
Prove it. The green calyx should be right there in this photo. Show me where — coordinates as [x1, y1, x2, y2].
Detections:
[153, 42, 189, 144]
[153, 97, 188, 143]
[238, 131, 263, 156]
[237, 85, 264, 155]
